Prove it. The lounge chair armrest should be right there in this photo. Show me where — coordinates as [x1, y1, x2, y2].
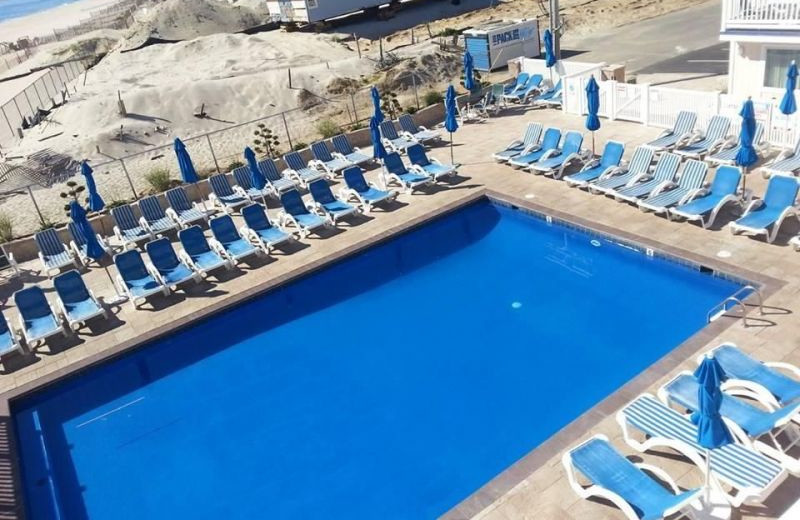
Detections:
[649, 181, 675, 197]
[409, 164, 428, 176]
[308, 160, 325, 172]
[165, 207, 180, 223]
[598, 166, 623, 180]
[56, 299, 69, 323]
[634, 463, 682, 494]
[765, 361, 800, 379]
[742, 199, 763, 216]
[113, 225, 123, 241]
[68, 240, 81, 258]
[138, 216, 151, 232]
[232, 186, 249, 199]
[680, 187, 708, 205]
[331, 152, 348, 162]
[540, 149, 559, 161]
[208, 238, 228, 259]
[177, 250, 199, 272]
[709, 138, 730, 154]
[580, 158, 600, 172]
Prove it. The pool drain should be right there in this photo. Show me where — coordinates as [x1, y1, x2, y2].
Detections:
[716, 250, 732, 259]
[525, 193, 535, 199]
[590, 239, 601, 247]
[511, 301, 522, 309]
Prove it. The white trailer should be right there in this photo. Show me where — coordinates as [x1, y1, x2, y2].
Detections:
[266, 0, 392, 24]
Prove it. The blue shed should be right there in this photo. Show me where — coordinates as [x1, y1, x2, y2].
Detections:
[464, 20, 540, 71]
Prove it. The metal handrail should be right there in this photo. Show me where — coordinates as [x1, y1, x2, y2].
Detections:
[707, 285, 763, 325]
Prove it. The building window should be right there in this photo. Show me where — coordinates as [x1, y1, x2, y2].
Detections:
[764, 48, 800, 89]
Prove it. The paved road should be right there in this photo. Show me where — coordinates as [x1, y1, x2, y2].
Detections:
[563, 0, 724, 74]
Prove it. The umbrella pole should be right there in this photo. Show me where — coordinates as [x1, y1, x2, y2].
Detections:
[705, 450, 711, 503]
[449, 132, 454, 164]
[195, 183, 208, 212]
[592, 132, 596, 156]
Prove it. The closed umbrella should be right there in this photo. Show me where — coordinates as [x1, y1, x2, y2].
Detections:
[245, 146, 267, 206]
[543, 29, 557, 84]
[174, 137, 206, 210]
[779, 61, 797, 147]
[463, 51, 475, 92]
[585, 75, 601, 155]
[370, 117, 387, 161]
[371, 86, 384, 124]
[445, 85, 459, 164]
[736, 98, 759, 196]
[693, 355, 734, 504]
[69, 200, 124, 302]
[81, 161, 104, 212]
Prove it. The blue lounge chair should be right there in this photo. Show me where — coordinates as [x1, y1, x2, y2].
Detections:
[492, 122, 543, 163]
[112, 204, 152, 248]
[67, 222, 110, 266]
[0, 311, 21, 358]
[702, 343, 800, 406]
[35, 228, 80, 277]
[612, 152, 681, 202]
[589, 146, 655, 195]
[530, 79, 562, 107]
[309, 141, 352, 176]
[660, 372, 800, 474]
[379, 121, 418, 153]
[407, 144, 456, 181]
[731, 174, 799, 243]
[471, 86, 504, 118]
[240, 204, 292, 253]
[165, 186, 209, 228]
[617, 394, 787, 507]
[340, 166, 397, 212]
[381, 152, 432, 194]
[708, 122, 767, 166]
[503, 72, 529, 94]
[644, 110, 697, 152]
[257, 159, 297, 196]
[309, 180, 360, 225]
[674, 114, 732, 159]
[332, 134, 371, 166]
[398, 114, 441, 143]
[209, 215, 260, 264]
[529, 130, 587, 179]
[670, 166, 741, 228]
[508, 127, 562, 168]
[138, 195, 179, 235]
[53, 270, 106, 330]
[502, 74, 543, 103]
[283, 151, 327, 188]
[763, 137, 800, 178]
[114, 249, 168, 309]
[14, 286, 66, 344]
[208, 174, 249, 214]
[232, 166, 271, 201]
[638, 159, 708, 214]
[178, 226, 230, 275]
[277, 189, 328, 238]
[146, 238, 198, 289]
[563, 435, 701, 520]
[564, 140, 625, 187]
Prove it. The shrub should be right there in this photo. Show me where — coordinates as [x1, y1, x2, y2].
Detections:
[0, 213, 13, 243]
[316, 118, 340, 139]
[107, 200, 128, 209]
[227, 160, 244, 171]
[423, 91, 443, 107]
[406, 106, 418, 115]
[145, 167, 172, 193]
[253, 123, 281, 159]
[38, 218, 55, 231]
[292, 142, 308, 151]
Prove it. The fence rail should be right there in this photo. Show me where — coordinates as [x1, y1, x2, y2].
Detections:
[722, 0, 800, 29]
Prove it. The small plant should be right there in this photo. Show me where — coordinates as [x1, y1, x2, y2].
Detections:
[406, 106, 418, 115]
[423, 91, 443, 107]
[107, 199, 127, 209]
[0, 213, 13, 243]
[437, 27, 461, 37]
[381, 90, 402, 120]
[316, 118, 340, 139]
[38, 218, 55, 231]
[253, 123, 282, 159]
[350, 122, 365, 131]
[292, 141, 308, 151]
[145, 167, 172, 193]
[59, 180, 87, 216]
[227, 160, 244, 171]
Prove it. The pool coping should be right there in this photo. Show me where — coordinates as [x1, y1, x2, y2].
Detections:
[0, 188, 785, 520]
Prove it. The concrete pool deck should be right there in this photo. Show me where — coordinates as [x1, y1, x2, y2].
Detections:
[0, 105, 798, 518]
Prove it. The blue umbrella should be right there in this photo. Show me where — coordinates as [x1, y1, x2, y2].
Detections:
[780, 61, 797, 116]
[445, 85, 459, 164]
[174, 138, 198, 183]
[543, 29, 557, 84]
[81, 161, 104, 212]
[245, 146, 266, 190]
[736, 99, 759, 195]
[371, 86, 384, 124]
[370, 117, 387, 161]
[69, 200, 104, 262]
[693, 355, 734, 501]
[585, 75, 601, 154]
[463, 51, 475, 92]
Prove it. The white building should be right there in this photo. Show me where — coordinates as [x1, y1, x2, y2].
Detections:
[721, 0, 800, 98]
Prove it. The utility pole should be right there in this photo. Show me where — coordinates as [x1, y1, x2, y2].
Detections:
[549, 0, 561, 59]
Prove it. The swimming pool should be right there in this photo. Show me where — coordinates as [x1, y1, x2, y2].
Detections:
[14, 200, 745, 520]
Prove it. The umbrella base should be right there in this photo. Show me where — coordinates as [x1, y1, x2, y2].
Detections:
[690, 489, 731, 520]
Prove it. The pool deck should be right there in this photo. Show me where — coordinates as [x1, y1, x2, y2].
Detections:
[0, 105, 799, 519]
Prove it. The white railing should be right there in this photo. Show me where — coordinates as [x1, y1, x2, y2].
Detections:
[563, 75, 800, 149]
[722, 0, 800, 30]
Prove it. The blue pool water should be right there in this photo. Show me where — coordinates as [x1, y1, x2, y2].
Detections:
[0, 0, 82, 23]
[14, 201, 743, 520]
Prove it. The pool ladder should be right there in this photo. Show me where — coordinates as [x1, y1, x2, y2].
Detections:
[707, 285, 763, 327]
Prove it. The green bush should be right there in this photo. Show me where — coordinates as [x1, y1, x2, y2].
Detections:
[292, 142, 308, 152]
[38, 218, 55, 232]
[227, 160, 244, 171]
[423, 91, 443, 107]
[145, 167, 173, 193]
[107, 200, 128, 209]
[0, 213, 13, 243]
[316, 118, 340, 139]
[406, 106, 418, 115]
